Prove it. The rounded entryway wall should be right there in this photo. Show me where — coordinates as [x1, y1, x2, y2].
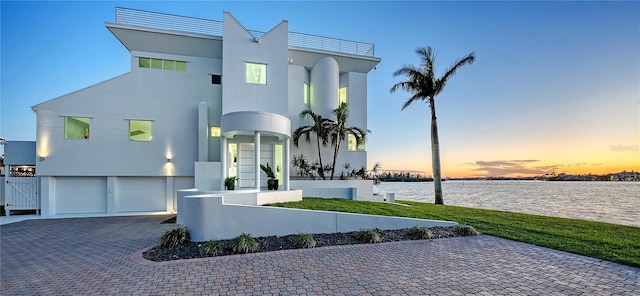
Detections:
[220, 111, 291, 191]
[310, 56, 339, 118]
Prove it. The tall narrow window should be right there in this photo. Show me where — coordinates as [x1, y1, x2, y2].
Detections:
[347, 134, 365, 151]
[210, 126, 221, 137]
[348, 134, 357, 151]
[303, 83, 310, 107]
[64, 117, 90, 139]
[246, 63, 266, 84]
[339, 86, 348, 105]
[129, 120, 152, 141]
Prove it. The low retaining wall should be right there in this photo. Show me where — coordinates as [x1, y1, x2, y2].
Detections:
[182, 194, 457, 241]
[290, 179, 374, 201]
[177, 188, 302, 224]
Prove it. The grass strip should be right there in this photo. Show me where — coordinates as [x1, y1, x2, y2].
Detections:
[270, 198, 640, 267]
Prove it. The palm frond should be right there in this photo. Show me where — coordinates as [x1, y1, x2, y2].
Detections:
[436, 52, 475, 95]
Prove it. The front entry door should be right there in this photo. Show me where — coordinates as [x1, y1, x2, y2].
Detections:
[237, 143, 255, 188]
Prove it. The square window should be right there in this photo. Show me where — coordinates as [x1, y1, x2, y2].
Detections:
[151, 59, 163, 69]
[129, 120, 152, 141]
[164, 60, 175, 71]
[210, 126, 221, 137]
[246, 63, 266, 84]
[176, 61, 187, 72]
[65, 117, 90, 139]
[138, 57, 150, 68]
[211, 75, 222, 85]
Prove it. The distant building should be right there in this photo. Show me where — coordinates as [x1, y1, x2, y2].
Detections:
[610, 171, 639, 181]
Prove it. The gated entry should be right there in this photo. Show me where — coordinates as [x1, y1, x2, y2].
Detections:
[5, 168, 40, 216]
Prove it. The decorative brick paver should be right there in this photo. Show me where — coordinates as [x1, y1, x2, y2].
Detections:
[1, 216, 638, 295]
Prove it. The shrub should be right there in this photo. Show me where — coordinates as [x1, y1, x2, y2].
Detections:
[293, 233, 316, 248]
[453, 224, 480, 236]
[158, 227, 191, 249]
[231, 233, 260, 254]
[406, 226, 433, 239]
[354, 229, 381, 243]
[199, 240, 223, 257]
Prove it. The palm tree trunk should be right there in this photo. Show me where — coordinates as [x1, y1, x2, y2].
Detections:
[430, 99, 444, 205]
[330, 139, 341, 180]
[316, 139, 325, 180]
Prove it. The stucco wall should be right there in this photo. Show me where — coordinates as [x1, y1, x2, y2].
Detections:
[221, 13, 289, 117]
[33, 53, 222, 177]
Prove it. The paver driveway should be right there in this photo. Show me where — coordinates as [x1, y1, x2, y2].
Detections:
[1, 215, 638, 295]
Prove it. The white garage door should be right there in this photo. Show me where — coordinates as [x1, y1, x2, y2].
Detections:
[55, 177, 107, 214]
[117, 177, 166, 212]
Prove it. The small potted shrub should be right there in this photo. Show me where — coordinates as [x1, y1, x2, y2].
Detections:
[260, 162, 278, 190]
[225, 176, 237, 190]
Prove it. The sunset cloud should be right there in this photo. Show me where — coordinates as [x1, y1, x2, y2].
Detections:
[468, 160, 560, 177]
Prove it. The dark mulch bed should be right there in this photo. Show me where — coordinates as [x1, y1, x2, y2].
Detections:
[145, 217, 463, 262]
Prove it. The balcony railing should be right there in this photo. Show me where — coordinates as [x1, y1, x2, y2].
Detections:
[115, 7, 375, 57]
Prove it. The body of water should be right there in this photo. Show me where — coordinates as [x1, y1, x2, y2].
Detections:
[373, 180, 640, 227]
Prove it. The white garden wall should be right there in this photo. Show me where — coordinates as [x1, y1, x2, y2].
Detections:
[182, 194, 457, 241]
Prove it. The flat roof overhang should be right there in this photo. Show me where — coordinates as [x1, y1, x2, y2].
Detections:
[106, 22, 223, 59]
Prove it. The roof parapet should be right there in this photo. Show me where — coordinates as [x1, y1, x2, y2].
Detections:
[115, 7, 375, 57]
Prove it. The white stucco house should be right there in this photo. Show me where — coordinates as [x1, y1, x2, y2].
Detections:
[30, 7, 381, 216]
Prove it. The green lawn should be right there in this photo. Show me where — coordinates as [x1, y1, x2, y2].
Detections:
[270, 198, 640, 267]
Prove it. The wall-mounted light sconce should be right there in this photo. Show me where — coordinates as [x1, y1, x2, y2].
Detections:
[39, 156, 45, 161]
[167, 158, 171, 163]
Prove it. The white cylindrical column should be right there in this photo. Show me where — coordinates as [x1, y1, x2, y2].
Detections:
[310, 56, 339, 118]
[254, 131, 261, 190]
[221, 136, 228, 189]
[284, 139, 290, 190]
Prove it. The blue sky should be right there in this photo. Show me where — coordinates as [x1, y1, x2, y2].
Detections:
[2, 1, 639, 177]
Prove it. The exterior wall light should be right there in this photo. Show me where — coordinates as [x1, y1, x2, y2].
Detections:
[39, 156, 45, 161]
[167, 158, 171, 163]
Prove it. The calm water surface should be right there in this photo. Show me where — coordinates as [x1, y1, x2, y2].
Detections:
[373, 180, 640, 227]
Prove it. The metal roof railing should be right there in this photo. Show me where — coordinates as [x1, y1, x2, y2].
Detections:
[115, 7, 375, 57]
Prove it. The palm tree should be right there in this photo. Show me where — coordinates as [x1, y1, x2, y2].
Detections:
[390, 46, 475, 205]
[328, 102, 367, 180]
[292, 109, 333, 180]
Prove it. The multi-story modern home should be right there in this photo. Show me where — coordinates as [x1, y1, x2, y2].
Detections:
[31, 7, 380, 216]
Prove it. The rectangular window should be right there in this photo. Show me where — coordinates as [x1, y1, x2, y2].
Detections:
[303, 83, 310, 107]
[211, 75, 222, 85]
[348, 134, 365, 151]
[210, 126, 221, 137]
[164, 60, 175, 71]
[138, 57, 186, 72]
[339, 86, 348, 105]
[246, 63, 266, 84]
[129, 120, 152, 142]
[151, 59, 163, 69]
[176, 61, 187, 72]
[64, 117, 90, 139]
[138, 57, 150, 68]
